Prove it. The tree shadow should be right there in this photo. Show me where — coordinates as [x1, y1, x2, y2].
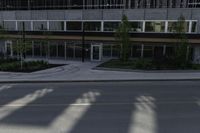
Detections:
[0, 84, 43, 106]
[0, 83, 94, 127]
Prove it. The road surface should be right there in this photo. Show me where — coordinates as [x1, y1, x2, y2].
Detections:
[0, 81, 199, 133]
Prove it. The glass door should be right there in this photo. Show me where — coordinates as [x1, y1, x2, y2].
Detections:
[91, 44, 102, 61]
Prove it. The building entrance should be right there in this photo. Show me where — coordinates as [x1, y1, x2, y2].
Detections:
[91, 44, 102, 61]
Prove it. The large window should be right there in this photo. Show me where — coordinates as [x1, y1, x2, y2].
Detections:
[84, 22, 101, 31]
[191, 21, 197, 33]
[3, 21, 16, 31]
[49, 21, 64, 31]
[33, 21, 47, 31]
[130, 22, 143, 32]
[131, 45, 142, 58]
[104, 22, 120, 32]
[168, 21, 189, 33]
[145, 21, 165, 32]
[66, 22, 82, 31]
[143, 45, 153, 58]
[17, 21, 31, 31]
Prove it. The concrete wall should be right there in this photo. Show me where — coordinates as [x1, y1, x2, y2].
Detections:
[0, 8, 199, 32]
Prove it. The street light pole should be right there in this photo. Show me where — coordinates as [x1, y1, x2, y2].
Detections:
[22, 22, 26, 59]
[82, 0, 85, 62]
[82, 21, 85, 62]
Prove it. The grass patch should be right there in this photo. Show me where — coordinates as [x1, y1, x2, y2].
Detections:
[0, 59, 64, 73]
[98, 59, 200, 70]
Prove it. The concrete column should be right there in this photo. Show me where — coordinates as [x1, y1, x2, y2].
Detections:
[31, 21, 34, 31]
[10, 43, 13, 57]
[186, 46, 190, 61]
[165, 21, 168, 33]
[48, 42, 50, 58]
[32, 42, 34, 57]
[64, 21, 67, 31]
[56, 44, 59, 57]
[64, 42, 67, 60]
[101, 21, 104, 32]
[15, 21, 18, 31]
[189, 21, 192, 33]
[111, 44, 113, 58]
[142, 21, 145, 32]
[47, 21, 50, 31]
[73, 43, 75, 58]
[40, 43, 42, 57]
[4, 42, 7, 57]
[163, 45, 166, 56]
[193, 46, 200, 64]
[141, 44, 144, 58]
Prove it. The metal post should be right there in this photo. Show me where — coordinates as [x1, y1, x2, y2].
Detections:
[82, 21, 85, 62]
[22, 22, 26, 59]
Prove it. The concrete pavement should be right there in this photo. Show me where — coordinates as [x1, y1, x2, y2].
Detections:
[0, 81, 200, 133]
[1, 59, 200, 82]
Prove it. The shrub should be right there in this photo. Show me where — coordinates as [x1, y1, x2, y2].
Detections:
[134, 59, 154, 70]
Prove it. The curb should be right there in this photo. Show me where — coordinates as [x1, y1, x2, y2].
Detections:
[93, 67, 200, 73]
[1, 78, 200, 83]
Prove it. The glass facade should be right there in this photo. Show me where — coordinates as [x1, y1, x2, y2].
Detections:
[130, 22, 143, 32]
[49, 21, 64, 31]
[84, 22, 101, 31]
[33, 21, 47, 31]
[168, 21, 189, 33]
[66, 21, 82, 31]
[0, 0, 199, 10]
[104, 22, 120, 32]
[3, 21, 16, 31]
[17, 21, 31, 31]
[191, 21, 197, 33]
[2, 20, 197, 34]
[145, 21, 165, 32]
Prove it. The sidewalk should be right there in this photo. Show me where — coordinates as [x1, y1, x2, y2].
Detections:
[1, 59, 200, 82]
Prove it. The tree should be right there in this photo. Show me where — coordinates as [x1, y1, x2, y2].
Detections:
[174, 15, 190, 68]
[13, 39, 32, 70]
[40, 30, 52, 61]
[115, 15, 131, 62]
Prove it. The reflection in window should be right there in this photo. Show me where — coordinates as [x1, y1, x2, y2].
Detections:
[33, 21, 47, 31]
[145, 21, 165, 32]
[191, 21, 197, 33]
[18, 21, 31, 31]
[4, 21, 16, 31]
[49, 21, 64, 31]
[84, 22, 101, 31]
[103, 45, 112, 57]
[130, 22, 143, 32]
[112, 45, 120, 57]
[104, 22, 120, 31]
[132, 45, 141, 58]
[143, 45, 153, 58]
[168, 21, 189, 33]
[67, 22, 82, 31]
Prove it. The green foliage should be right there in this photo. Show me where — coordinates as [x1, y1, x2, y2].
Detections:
[12, 39, 32, 55]
[0, 60, 52, 72]
[98, 58, 200, 70]
[134, 59, 154, 70]
[173, 15, 190, 68]
[115, 15, 131, 62]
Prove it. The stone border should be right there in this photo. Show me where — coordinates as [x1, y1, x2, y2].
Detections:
[0, 78, 200, 84]
[93, 67, 200, 73]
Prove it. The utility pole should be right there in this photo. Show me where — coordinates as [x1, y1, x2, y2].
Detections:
[82, 0, 85, 62]
[82, 21, 85, 62]
[22, 22, 26, 59]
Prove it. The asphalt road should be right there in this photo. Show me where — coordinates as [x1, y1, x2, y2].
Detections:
[0, 81, 200, 133]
